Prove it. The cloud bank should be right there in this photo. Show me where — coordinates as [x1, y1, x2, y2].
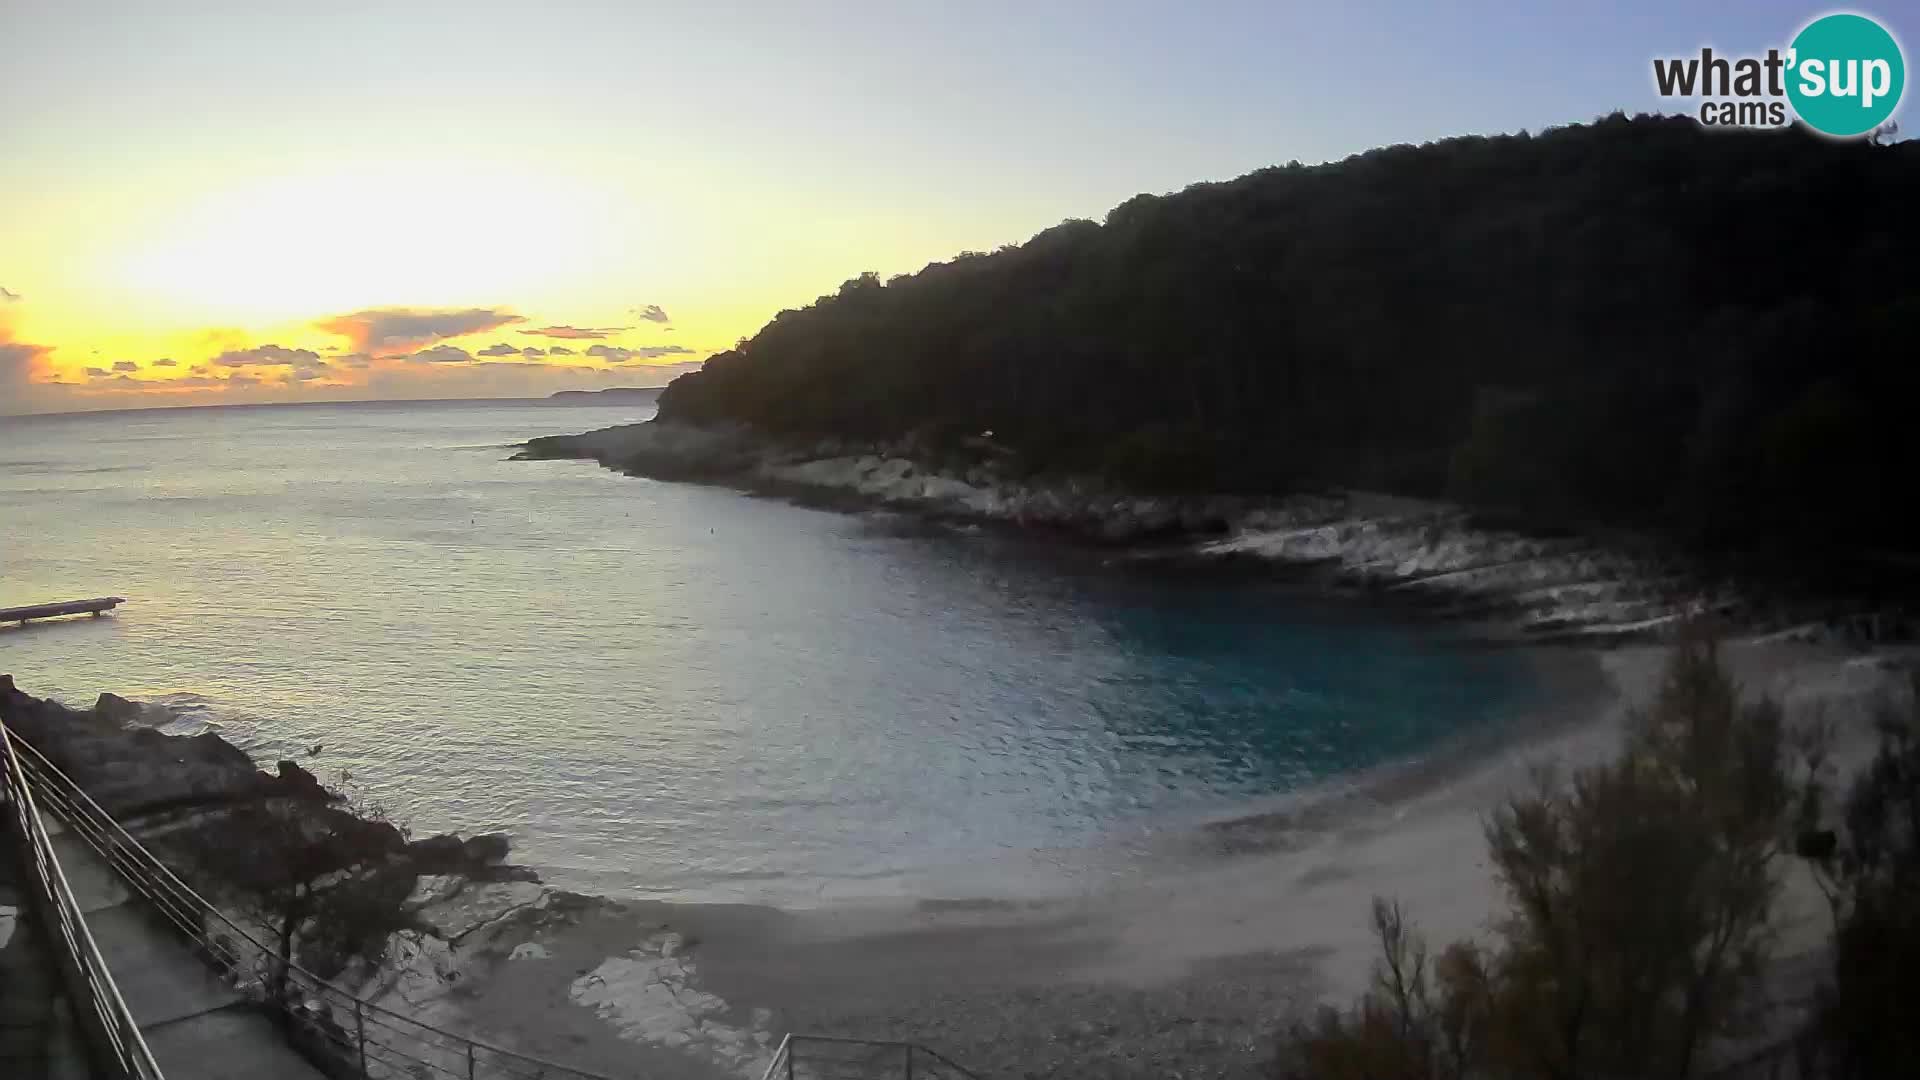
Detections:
[586, 343, 695, 363]
[1, 296, 702, 414]
[520, 325, 625, 340]
[315, 307, 524, 355]
[212, 344, 324, 367]
[408, 345, 474, 364]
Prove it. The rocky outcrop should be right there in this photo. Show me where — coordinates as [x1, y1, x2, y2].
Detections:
[3, 675, 273, 817]
[3, 677, 774, 1078]
[0, 676, 544, 985]
[517, 420, 1910, 645]
[517, 419, 1245, 543]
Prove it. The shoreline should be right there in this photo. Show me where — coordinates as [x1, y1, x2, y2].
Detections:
[592, 637, 1901, 1079]
[9, 637, 1908, 1078]
[515, 417, 1913, 650]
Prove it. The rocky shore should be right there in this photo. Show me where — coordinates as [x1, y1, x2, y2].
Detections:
[516, 419, 1911, 647]
[0, 674, 766, 1079]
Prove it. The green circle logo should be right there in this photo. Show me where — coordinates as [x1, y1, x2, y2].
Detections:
[1787, 13, 1906, 136]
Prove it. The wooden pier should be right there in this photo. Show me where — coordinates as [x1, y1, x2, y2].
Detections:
[1, 597, 126, 624]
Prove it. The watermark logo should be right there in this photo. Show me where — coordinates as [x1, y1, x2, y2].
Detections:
[1653, 11, 1905, 136]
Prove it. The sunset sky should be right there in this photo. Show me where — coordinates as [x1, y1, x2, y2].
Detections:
[3, 1, 1909, 415]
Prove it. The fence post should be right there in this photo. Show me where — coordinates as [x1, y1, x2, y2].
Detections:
[786, 1038, 796, 1080]
[355, 999, 367, 1075]
[905, 1044, 914, 1080]
[467, 1041, 477, 1079]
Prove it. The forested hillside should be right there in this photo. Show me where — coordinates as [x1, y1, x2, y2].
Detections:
[659, 114, 1918, 554]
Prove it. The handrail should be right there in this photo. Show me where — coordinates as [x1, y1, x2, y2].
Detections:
[762, 1034, 790, 1080]
[0, 719, 166, 1080]
[7, 728, 624, 1080]
[760, 1033, 982, 1080]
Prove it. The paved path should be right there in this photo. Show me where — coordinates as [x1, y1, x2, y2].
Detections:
[45, 818, 328, 1080]
[0, 824, 87, 1080]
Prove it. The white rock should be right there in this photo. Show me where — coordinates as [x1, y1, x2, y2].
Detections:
[414, 880, 546, 942]
[569, 933, 776, 1079]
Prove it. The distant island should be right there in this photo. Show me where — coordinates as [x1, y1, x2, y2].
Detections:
[549, 386, 664, 400]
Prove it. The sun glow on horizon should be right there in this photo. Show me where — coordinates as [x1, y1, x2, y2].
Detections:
[108, 164, 663, 324]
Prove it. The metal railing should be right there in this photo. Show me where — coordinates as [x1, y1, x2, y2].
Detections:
[6, 727, 623, 1080]
[761, 1034, 981, 1080]
[0, 719, 166, 1080]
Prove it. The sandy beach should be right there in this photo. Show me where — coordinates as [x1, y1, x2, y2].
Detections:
[375, 638, 1910, 1079]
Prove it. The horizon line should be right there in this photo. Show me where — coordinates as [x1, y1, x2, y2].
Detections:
[0, 387, 668, 421]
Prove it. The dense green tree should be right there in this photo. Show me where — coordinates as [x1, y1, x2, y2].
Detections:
[658, 115, 1919, 561]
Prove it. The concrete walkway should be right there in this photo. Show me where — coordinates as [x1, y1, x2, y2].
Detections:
[0, 828, 87, 1080]
[45, 818, 327, 1080]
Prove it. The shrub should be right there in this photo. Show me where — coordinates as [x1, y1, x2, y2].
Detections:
[1280, 635, 1803, 1079]
[1277, 900, 1493, 1080]
[1799, 673, 1920, 1077]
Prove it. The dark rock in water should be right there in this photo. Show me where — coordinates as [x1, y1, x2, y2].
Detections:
[3, 682, 265, 816]
[273, 759, 339, 804]
[1, 676, 547, 985]
[406, 833, 465, 868]
[403, 831, 520, 877]
[95, 691, 141, 725]
[1, 675, 537, 887]
[462, 832, 511, 865]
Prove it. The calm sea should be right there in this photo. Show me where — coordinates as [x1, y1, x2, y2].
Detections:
[0, 400, 1536, 903]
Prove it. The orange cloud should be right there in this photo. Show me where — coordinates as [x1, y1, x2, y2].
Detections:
[2, 340, 55, 386]
[314, 307, 525, 356]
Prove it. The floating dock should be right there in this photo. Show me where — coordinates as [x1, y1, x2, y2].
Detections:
[1, 597, 126, 623]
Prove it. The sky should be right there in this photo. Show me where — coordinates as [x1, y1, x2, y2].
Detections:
[2, 1, 1910, 415]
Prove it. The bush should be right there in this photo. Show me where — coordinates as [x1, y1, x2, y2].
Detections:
[1280, 636, 1803, 1079]
[1799, 673, 1920, 1077]
[1277, 900, 1493, 1080]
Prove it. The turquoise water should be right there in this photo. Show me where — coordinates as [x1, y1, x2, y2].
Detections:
[0, 401, 1536, 903]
